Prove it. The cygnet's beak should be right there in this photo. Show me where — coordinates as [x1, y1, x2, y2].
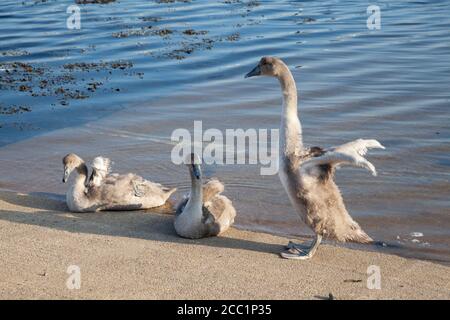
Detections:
[192, 164, 201, 180]
[245, 64, 261, 78]
[62, 169, 69, 183]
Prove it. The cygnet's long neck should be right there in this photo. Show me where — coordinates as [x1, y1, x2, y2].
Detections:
[185, 171, 203, 221]
[278, 65, 303, 157]
[74, 163, 89, 193]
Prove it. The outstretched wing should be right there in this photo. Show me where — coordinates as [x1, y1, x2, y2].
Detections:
[88, 156, 112, 187]
[332, 139, 384, 157]
[301, 139, 385, 176]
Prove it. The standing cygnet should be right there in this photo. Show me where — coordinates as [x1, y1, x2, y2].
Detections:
[174, 153, 236, 239]
[62, 153, 176, 212]
[245, 57, 385, 260]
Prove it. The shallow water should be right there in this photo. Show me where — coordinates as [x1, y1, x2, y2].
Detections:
[0, 0, 449, 264]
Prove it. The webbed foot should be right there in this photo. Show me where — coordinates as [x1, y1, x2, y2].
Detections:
[280, 234, 322, 260]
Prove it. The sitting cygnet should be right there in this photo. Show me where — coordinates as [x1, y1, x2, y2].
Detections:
[174, 153, 236, 239]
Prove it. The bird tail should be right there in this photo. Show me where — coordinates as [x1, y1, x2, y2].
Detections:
[344, 223, 373, 244]
[165, 187, 177, 198]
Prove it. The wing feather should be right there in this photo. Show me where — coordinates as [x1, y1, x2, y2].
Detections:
[88, 156, 112, 187]
[302, 139, 384, 176]
[202, 179, 224, 203]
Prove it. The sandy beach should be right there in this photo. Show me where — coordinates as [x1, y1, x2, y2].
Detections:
[0, 190, 448, 300]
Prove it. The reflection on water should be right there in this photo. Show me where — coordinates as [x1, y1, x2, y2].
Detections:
[0, 0, 449, 264]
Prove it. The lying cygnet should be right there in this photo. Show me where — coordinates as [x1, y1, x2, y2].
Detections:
[62, 153, 176, 212]
[174, 153, 236, 239]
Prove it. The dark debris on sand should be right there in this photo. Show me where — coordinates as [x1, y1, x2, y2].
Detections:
[183, 29, 208, 36]
[63, 60, 133, 71]
[0, 59, 138, 110]
[138, 16, 162, 23]
[112, 27, 174, 38]
[1, 50, 30, 57]
[0, 105, 32, 115]
[155, 0, 191, 3]
[75, 0, 116, 4]
[2, 0, 262, 127]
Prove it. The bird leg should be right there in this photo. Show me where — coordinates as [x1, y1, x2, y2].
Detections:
[280, 234, 322, 260]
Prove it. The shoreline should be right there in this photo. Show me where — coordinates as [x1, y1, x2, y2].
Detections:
[0, 190, 449, 299]
[1, 186, 446, 267]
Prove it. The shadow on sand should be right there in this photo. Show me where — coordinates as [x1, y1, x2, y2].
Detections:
[0, 191, 285, 255]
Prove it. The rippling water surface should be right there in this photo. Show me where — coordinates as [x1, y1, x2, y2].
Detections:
[1, 0, 449, 264]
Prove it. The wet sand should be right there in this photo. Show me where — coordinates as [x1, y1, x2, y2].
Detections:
[0, 190, 448, 299]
